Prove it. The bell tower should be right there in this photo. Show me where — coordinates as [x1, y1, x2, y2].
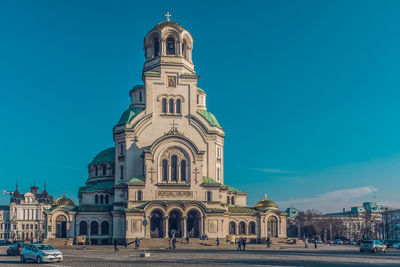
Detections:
[143, 12, 195, 75]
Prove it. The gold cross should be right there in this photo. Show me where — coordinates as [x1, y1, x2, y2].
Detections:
[165, 11, 172, 21]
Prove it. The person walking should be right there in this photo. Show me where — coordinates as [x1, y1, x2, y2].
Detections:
[242, 238, 247, 251]
[186, 236, 189, 244]
[172, 238, 176, 249]
[124, 239, 127, 249]
[216, 237, 220, 247]
[305, 239, 308, 248]
[267, 236, 271, 248]
[168, 238, 172, 249]
[314, 239, 318, 249]
[237, 238, 242, 251]
[114, 239, 119, 252]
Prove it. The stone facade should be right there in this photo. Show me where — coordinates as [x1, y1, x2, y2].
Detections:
[44, 18, 287, 244]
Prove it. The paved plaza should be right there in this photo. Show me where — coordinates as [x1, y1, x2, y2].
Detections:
[0, 244, 399, 266]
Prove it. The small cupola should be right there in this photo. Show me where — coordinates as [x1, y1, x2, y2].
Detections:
[143, 12, 195, 74]
[255, 193, 278, 211]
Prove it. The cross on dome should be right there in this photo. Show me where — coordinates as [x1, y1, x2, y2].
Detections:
[165, 11, 172, 21]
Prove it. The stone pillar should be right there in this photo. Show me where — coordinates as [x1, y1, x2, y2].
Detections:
[164, 216, 169, 238]
[182, 216, 187, 238]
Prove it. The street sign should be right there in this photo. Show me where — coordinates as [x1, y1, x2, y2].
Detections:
[143, 219, 148, 226]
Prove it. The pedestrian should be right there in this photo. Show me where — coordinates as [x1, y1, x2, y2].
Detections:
[305, 239, 308, 248]
[114, 239, 119, 252]
[267, 236, 271, 248]
[124, 239, 127, 248]
[172, 238, 176, 249]
[216, 237, 220, 247]
[186, 235, 189, 244]
[314, 239, 318, 249]
[237, 238, 242, 251]
[134, 237, 139, 249]
[242, 238, 247, 251]
[168, 238, 172, 249]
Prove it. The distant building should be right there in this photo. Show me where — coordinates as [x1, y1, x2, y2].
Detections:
[8, 184, 53, 242]
[383, 209, 400, 240]
[0, 206, 10, 240]
[323, 202, 384, 240]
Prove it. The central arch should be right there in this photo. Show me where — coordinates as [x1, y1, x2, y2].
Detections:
[186, 209, 201, 238]
[168, 209, 183, 238]
[267, 217, 278, 237]
[150, 209, 164, 238]
[55, 215, 67, 238]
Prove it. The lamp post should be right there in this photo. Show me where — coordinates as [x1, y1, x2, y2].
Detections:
[140, 218, 150, 257]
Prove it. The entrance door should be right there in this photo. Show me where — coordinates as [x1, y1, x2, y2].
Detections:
[186, 209, 201, 238]
[168, 209, 182, 238]
[267, 217, 278, 238]
[56, 216, 67, 238]
[150, 210, 164, 238]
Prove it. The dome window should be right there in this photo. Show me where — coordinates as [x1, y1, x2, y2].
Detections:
[162, 98, 167, 113]
[162, 159, 168, 180]
[169, 99, 174, 113]
[166, 37, 175, 55]
[102, 165, 107, 176]
[176, 99, 181, 114]
[154, 37, 160, 57]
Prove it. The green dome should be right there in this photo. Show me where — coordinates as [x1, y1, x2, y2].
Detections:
[117, 107, 145, 126]
[131, 85, 144, 91]
[92, 147, 115, 164]
[197, 109, 222, 129]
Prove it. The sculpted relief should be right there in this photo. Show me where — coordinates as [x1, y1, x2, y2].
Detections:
[156, 191, 193, 198]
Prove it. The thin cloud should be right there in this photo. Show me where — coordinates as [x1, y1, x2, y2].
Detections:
[253, 168, 297, 175]
[277, 186, 378, 213]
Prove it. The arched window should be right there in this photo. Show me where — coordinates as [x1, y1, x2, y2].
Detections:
[101, 221, 109, 235]
[197, 94, 199, 104]
[90, 221, 98, 235]
[111, 164, 115, 175]
[105, 195, 109, 204]
[162, 98, 167, 113]
[95, 195, 98, 204]
[217, 167, 220, 181]
[166, 37, 175, 55]
[207, 191, 212, 202]
[137, 190, 142, 201]
[180, 160, 186, 181]
[154, 37, 160, 57]
[102, 165, 107, 176]
[171, 155, 178, 181]
[176, 99, 181, 114]
[95, 166, 98, 176]
[79, 221, 88, 235]
[120, 144, 123, 155]
[169, 99, 174, 113]
[162, 159, 168, 181]
[239, 221, 246, 234]
[139, 92, 142, 102]
[120, 165, 123, 179]
[231, 196, 235, 205]
[100, 195, 104, 204]
[227, 196, 230, 205]
[249, 221, 256, 234]
[229, 222, 236, 234]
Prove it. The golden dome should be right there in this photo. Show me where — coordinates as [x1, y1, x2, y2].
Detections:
[53, 196, 75, 207]
[255, 193, 278, 210]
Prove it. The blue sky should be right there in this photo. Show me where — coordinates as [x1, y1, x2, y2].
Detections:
[1, 0, 400, 212]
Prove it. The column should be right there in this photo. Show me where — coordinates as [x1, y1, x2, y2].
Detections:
[182, 216, 187, 238]
[164, 216, 169, 238]
[200, 216, 204, 236]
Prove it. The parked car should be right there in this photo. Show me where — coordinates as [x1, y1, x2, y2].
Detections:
[392, 243, 400, 249]
[6, 243, 26, 256]
[20, 244, 63, 263]
[334, 239, 343, 245]
[384, 240, 399, 248]
[327, 240, 334, 244]
[0, 240, 11, 246]
[360, 240, 387, 253]
[349, 241, 357, 245]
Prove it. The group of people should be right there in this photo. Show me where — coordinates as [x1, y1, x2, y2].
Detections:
[236, 237, 247, 251]
[304, 239, 318, 249]
[113, 238, 141, 252]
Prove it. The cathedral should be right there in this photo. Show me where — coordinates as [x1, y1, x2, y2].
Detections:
[46, 16, 287, 244]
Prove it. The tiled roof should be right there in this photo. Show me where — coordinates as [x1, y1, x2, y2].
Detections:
[221, 184, 246, 194]
[201, 176, 221, 186]
[228, 206, 259, 214]
[131, 85, 144, 91]
[117, 107, 145, 126]
[197, 88, 205, 93]
[197, 109, 222, 129]
[127, 176, 145, 185]
[92, 147, 115, 164]
[79, 181, 114, 197]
